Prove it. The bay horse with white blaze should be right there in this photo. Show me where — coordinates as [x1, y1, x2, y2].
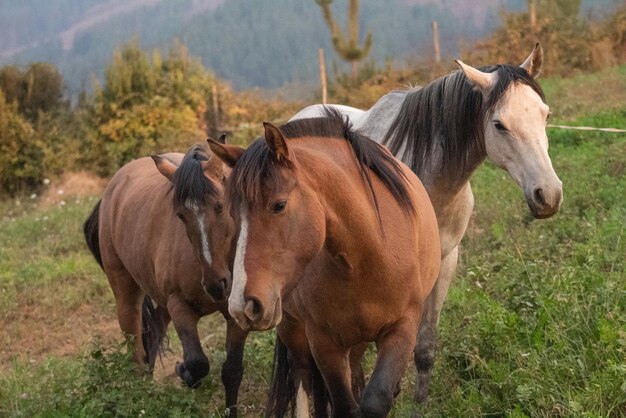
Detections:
[291, 44, 563, 402]
[209, 111, 441, 417]
[83, 143, 248, 417]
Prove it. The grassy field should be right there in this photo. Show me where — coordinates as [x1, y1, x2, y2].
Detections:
[0, 68, 625, 417]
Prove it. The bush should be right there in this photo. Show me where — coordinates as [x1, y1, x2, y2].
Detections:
[467, 0, 626, 76]
[85, 41, 215, 176]
[0, 91, 40, 194]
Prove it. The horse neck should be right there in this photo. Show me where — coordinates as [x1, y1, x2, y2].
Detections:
[295, 141, 386, 266]
[426, 138, 486, 200]
[363, 81, 488, 199]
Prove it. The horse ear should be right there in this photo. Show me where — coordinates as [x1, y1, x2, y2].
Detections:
[217, 134, 227, 144]
[207, 138, 245, 168]
[200, 155, 224, 179]
[520, 42, 543, 78]
[455, 59, 497, 92]
[263, 121, 290, 162]
[151, 155, 178, 181]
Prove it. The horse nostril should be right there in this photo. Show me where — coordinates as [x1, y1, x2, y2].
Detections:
[533, 188, 546, 206]
[243, 297, 264, 323]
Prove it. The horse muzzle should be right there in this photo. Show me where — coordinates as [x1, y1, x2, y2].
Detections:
[229, 293, 282, 331]
[202, 270, 231, 302]
[525, 182, 563, 219]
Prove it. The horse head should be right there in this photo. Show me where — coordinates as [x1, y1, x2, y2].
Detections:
[208, 124, 326, 331]
[152, 140, 236, 302]
[456, 44, 563, 219]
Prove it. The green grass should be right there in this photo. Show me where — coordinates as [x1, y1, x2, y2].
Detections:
[540, 65, 626, 121]
[0, 197, 111, 319]
[412, 115, 626, 416]
[0, 74, 625, 416]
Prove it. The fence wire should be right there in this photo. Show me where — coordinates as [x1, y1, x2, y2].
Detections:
[547, 124, 626, 133]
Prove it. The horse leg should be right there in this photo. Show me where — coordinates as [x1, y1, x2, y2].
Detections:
[306, 326, 358, 418]
[221, 318, 247, 418]
[167, 295, 209, 388]
[269, 321, 323, 418]
[349, 343, 368, 401]
[107, 265, 147, 369]
[360, 316, 418, 418]
[414, 246, 458, 403]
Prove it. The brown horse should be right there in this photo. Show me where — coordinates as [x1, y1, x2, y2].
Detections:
[209, 111, 441, 417]
[83, 143, 248, 417]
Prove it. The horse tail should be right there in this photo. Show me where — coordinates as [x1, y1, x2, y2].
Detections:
[141, 296, 169, 370]
[83, 200, 103, 269]
[265, 334, 295, 418]
[311, 361, 329, 418]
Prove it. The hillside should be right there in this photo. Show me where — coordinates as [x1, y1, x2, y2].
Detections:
[0, 0, 622, 93]
[1, 0, 522, 93]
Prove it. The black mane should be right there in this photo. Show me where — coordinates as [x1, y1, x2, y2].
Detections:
[383, 64, 545, 179]
[172, 143, 218, 210]
[228, 108, 415, 220]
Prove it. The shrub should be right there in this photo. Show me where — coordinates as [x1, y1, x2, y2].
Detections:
[0, 91, 40, 194]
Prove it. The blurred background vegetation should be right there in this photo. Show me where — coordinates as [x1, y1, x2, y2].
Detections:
[0, 0, 624, 196]
[0, 1, 624, 416]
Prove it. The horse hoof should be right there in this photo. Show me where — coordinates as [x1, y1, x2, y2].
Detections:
[175, 362, 203, 389]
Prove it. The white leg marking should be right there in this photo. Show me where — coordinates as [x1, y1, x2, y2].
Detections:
[229, 207, 248, 318]
[296, 381, 310, 418]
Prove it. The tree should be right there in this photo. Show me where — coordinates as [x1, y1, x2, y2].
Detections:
[87, 40, 214, 175]
[315, 0, 373, 83]
[0, 90, 40, 194]
[473, 0, 605, 75]
[21, 62, 64, 119]
[0, 62, 64, 121]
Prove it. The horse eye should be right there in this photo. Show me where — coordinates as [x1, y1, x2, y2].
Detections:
[493, 121, 507, 131]
[176, 213, 185, 221]
[272, 200, 287, 214]
[215, 203, 224, 214]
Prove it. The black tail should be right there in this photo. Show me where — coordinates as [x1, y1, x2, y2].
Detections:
[141, 296, 169, 370]
[265, 334, 296, 418]
[311, 362, 329, 418]
[83, 200, 103, 269]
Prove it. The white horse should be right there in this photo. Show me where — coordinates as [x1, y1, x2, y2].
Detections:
[291, 43, 563, 404]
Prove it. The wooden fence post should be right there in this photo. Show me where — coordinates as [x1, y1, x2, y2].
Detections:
[432, 20, 441, 64]
[529, 0, 537, 37]
[212, 81, 219, 136]
[319, 48, 327, 105]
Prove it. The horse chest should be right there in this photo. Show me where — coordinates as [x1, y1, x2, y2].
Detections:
[285, 268, 411, 344]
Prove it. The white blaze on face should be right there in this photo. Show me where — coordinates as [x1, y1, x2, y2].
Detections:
[197, 214, 212, 265]
[187, 200, 212, 266]
[229, 206, 249, 319]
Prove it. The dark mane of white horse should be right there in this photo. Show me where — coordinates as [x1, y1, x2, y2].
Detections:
[382, 64, 545, 179]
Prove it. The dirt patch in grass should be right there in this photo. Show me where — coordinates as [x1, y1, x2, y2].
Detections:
[0, 292, 219, 386]
[40, 171, 107, 208]
[0, 301, 118, 368]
